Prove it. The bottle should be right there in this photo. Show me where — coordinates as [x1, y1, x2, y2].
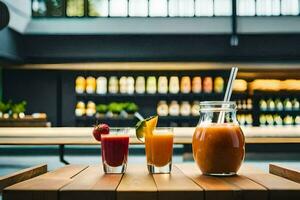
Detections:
[237, 100, 242, 110]
[193, 102, 245, 175]
[295, 116, 300, 126]
[180, 76, 191, 93]
[239, 114, 246, 126]
[127, 76, 135, 94]
[246, 98, 252, 110]
[135, 76, 146, 94]
[214, 77, 224, 93]
[169, 101, 180, 116]
[192, 77, 202, 93]
[108, 76, 119, 94]
[284, 115, 294, 126]
[86, 101, 96, 117]
[267, 99, 275, 111]
[75, 76, 86, 94]
[191, 101, 200, 116]
[274, 115, 283, 126]
[75, 101, 86, 117]
[169, 76, 180, 94]
[292, 98, 300, 110]
[158, 76, 168, 94]
[180, 101, 191, 116]
[96, 76, 107, 94]
[284, 98, 293, 111]
[266, 114, 274, 126]
[157, 101, 169, 116]
[259, 115, 266, 126]
[147, 76, 157, 94]
[86, 76, 96, 94]
[242, 100, 247, 110]
[275, 98, 283, 111]
[245, 114, 253, 126]
[259, 99, 267, 111]
[203, 77, 213, 93]
[119, 76, 128, 94]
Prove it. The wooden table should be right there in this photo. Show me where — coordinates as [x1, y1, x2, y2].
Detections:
[3, 163, 300, 200]
[1, 127, 300, 145]
[1, 127, 300, 164]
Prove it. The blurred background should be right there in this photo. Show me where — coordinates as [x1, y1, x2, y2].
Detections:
[0, 0, 300, 181]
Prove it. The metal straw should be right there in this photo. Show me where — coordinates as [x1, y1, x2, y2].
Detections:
[134, 112, 145, 121]
[217, 67, 239, 123]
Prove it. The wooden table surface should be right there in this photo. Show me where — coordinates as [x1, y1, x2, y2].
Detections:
[1, 127, 300, 145]
[3, 163, 300, 200]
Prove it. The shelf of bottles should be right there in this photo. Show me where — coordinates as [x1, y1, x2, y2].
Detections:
[32, 0, 300, 18]
[74, 74, 231, 127]
[74, 72, 300, 127]
[254, 91, 300, 127]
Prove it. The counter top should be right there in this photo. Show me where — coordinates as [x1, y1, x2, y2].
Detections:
[0, 126, 300, 145]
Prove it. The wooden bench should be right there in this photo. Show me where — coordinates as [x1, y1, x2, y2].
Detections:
[3, 163, 300, 200]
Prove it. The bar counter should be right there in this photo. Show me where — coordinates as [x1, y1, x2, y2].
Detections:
[0, 126, 300, 145]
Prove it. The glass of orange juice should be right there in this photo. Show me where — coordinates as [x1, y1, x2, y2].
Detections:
[145, 127, 174, 174]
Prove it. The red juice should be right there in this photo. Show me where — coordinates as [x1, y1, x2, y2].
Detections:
[101, 135, 129, 167]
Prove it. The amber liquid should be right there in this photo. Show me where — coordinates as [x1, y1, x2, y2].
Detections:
[192, 124, 245, 175]
[145, 133, 173, 167]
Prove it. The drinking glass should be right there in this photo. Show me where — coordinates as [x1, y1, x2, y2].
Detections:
[145, 127, 174, 174]
[101, 128, 129, 173]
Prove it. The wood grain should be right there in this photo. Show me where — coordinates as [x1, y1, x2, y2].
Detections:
[240, 165, 300, 200]
[3, 164, 300, 200]
[238, 164, 266, 174]
[153, 165, 203, 200]
[3, 165, 88, 200]
[269, 164, 300, 184]
[60, 165, 123, 200]
[0, 164, 47, 192]
[117, 164, 157, 200]
[221, 175, 268, 200]
[1, 127, 300, 145]
[177, 163, 241, 200]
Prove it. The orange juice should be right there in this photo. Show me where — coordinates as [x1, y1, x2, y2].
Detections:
[145, 133, 173, 167]
[192, 124, 245, 175]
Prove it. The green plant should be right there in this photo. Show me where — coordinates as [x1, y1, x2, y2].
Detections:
[0, 100, 12, 113]
[96, 104, 108, 113]
[125, 102, 139, 113]
[11, 101, 27, 114]
[108, 102, 124, 114]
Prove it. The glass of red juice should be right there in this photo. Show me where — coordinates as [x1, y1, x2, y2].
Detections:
[101, 128, 129, 173]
